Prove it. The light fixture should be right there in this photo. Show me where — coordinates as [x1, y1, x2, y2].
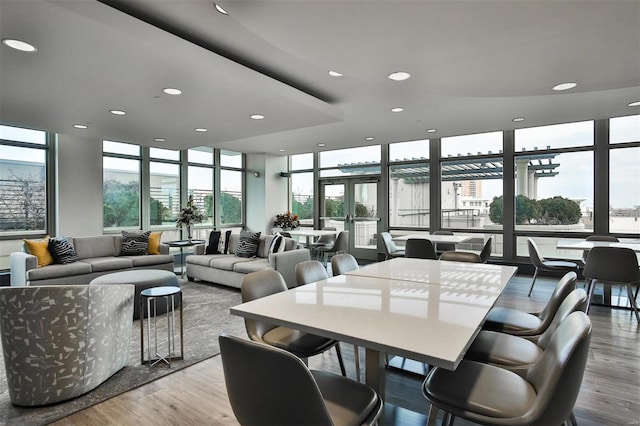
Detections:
[110, 109, 127, 116]
[154, 138, 166, 142]
[278, 149, 286, 153]
[2, 38, 37, 52]
[253, 172, 261, 178]
[214, 2, 228, 15]
[391, 107, 404, 113]
[250, 114, 265, 120]
[329, 70, 343, 77]
[512, 117, 525, 122]
[365, 137, 375, 141]
[426, 129, 437, 133]
[388, 71, 411, 81]
[628, 101, 640, 107]
[552, 82, 577, 91]
[317, 143, 326, 147]
[195, 128, 208, 132]
[73, 124, 88, 129]
[163, 88, 182, 95]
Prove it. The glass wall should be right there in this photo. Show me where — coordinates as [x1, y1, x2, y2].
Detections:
[220, 150, 243, 226]
[290, 153, 314, 227]
[103, 141, 141, 230]
[609, 115, 640, 234]
[188, 147, 214, 227]
[388, 139, 430, 228]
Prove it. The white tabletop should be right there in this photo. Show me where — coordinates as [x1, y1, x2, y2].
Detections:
[556, 238, 640, 252]
[286, 229, 338, 238]
[392, 234, 471, 244]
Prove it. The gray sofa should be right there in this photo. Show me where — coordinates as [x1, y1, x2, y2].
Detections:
[186, 233, 310, 289]
[10, 235, 175, 286]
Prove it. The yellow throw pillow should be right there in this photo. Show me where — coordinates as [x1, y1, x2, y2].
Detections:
[148, 231, 163, 255]
[24, 236, 54, 267]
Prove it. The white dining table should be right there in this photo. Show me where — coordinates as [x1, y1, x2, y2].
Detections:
[556, 238, 640, 253]
[230, 258, 518, 399]
[285, 228, 338, 246]
[391, 234, 471, 244]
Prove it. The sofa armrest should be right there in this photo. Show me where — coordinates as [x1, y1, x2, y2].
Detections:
[159, 243, 170, 255]
[193, 243, 206, 255]
[270, 249, 311, 289]
[10, 252, 37, 286]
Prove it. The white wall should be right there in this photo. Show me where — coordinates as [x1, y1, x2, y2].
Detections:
[245, 153, 288, 234]
[56, 133, 103, 236]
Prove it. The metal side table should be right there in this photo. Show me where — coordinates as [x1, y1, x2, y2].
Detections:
[140, 286, 184, 367]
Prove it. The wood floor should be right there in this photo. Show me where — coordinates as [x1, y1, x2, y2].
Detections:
[52, 275, 640, 426]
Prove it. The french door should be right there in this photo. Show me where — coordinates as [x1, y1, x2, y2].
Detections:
[319, 178, 380, 261]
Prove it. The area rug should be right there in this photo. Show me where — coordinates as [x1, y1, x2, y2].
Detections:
[0, 280, 245, 426]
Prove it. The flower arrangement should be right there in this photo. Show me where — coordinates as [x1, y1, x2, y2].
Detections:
[176, 195, 205, 227]
[274, 210, 299, 230]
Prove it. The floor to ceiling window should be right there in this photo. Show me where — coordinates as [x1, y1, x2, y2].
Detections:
[149, 147, 181, 227]
[388, 139, 430, 228]
[219, 150, 244, 226]
[187, 147, 215, 229]
[289, 153, 314, 227]
[609, 114, 640, 235]
[103, 141, 141, 230]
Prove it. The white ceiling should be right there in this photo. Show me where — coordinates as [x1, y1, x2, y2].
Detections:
[1, 0, 639, 155]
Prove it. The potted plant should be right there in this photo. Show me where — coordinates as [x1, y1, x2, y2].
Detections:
[176, 195, 205, 241]
[273, 211, 299, 231]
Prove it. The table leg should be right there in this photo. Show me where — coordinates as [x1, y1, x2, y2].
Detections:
[365, 347, 386, 400]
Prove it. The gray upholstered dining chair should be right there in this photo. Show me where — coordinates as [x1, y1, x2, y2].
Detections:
[580, 235, 619, 265]
[219, 333, 383, 426]
[307, 227, 337, 260]
[583, 246, 640, 323]
[479, 237, 493, 263]
[405, 238, 437, 260]
[483, 271, 577, 336]
[423, 311, 592, 426]
[0, 284, 134, 406]
[295, 259, 330, 286]
[240, 269, 346, 376]
[466, 288, 588, 373]
[527, 237, 580, 297]
[439, 251, 482, 263]
[316, 230, 349, 265]
[380, 232, 405, 259]
[331, 253, 359, 276]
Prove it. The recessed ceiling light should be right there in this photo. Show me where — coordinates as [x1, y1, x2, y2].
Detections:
[73, 124, 88, 129]
[278, 149, 286, 152]
[329, 70, 343, 77]
[365, 137, 375, 141]
[388, 71, 411, 81]
[391, 107, 404, 113]
[195, 128, 208, 132]
[110, 109, 127, 116]
[512, 117, 526, 122]
[214, 2, 228, 15]
[552, 82, 577, 91]
[2, 38, 37, 52]
[628, 101, 640, 107]
[426, 129, 437, 133]
[317, 143, 326, 147]
[250, 114, 265, 120]
[163, 88, 182, 95]
[154, 138, 166, 142]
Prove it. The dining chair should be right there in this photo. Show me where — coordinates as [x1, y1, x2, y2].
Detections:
[483, 271, 577, 336]
[439, 251, 482, 263]
[580, 235, 619, 265]
[316, 230, 349, 265]
[307, 227, 337, 259]
[404, 238, 437, 260]
[240, 269, 346, 376]
[379, 232, 405, 259]
[527, 237, 580, 297]
[479, 236, 493, 263]
[331, 253, 359, 276]
[296, 260, 330, 285]
[219, 333, 383, 426]
[432, 230, 456, 255]
[466, 288, 588, 372]
[423, 311, 592, 426]
[583, 246, 640, 323]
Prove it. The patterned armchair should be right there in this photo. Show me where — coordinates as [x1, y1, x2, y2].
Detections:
[0, 284, 134, 406]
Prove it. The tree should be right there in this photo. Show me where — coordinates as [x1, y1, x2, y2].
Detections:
[323, 198, 344, 218]
[103, 179, 140, 227]
[537, 196, 581, 225]
[292, 196, 313, 220]
[0, 171, 46, 231]
[489, 195, 540, 225]
[221, 192, 242, 224]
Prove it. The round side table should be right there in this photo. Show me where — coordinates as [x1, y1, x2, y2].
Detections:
[140, 286, 184, 367]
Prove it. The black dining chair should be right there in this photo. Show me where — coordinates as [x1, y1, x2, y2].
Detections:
[405, 238, 437, 260]
[527, 238, 580, 297]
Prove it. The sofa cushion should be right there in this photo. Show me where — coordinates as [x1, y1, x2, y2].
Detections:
[209, 255, 253, 271]
[24, 236, 54, 267]
[233, 258, 271, 274]
[48, 237, 79, 264]
[266, 234, 286, 257]
[119, 231, 150, 256]
[236, 231, 261, 258]
[127, 254, 174, 267]
[27, 262, 92, 281]
[80, 257, 133, 272]
[73, 236, 117, 259]
[206, 231, 222, 255]
[227, 233, 241, 254]
[186, 254, 221, 267]
[283, 237, 298, 251]
[148, 231, 163, 255]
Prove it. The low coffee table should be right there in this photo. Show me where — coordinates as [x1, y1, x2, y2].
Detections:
[90, 269, 179, 320]
[140, 286, 184, 367]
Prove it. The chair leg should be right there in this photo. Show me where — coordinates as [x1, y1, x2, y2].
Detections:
[335, 343, 346, 377]
[570, 411, 578, 426]
[586, 279, 597, 314]
[353, 344, 361, 382]
[528, 267, 539, 297]
[427, 404, 439, 426]
[625, 284, 640, 323]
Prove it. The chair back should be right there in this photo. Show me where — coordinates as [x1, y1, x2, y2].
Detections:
[537, 288, 588, 348]
[525, 312, 592, 426]
[296, 260, 329, 286]
[538, 271, 578, 323]
[581, 235, 619, 263]
[380, 232, 399, 256]
[331, 253, 359, 276]
[315, 227, 337, 245]
[439, 251, 481, 263]
[527, 238, 546, 267]
[241, 270, 288, 342]
[405, 238, 437, 260]
[583, 246, 640, 284]
[219, 333, 333, 425]
[332, 230, 349, 253]
[479, 237, 492, 263]
[432, 230, 456, 252]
